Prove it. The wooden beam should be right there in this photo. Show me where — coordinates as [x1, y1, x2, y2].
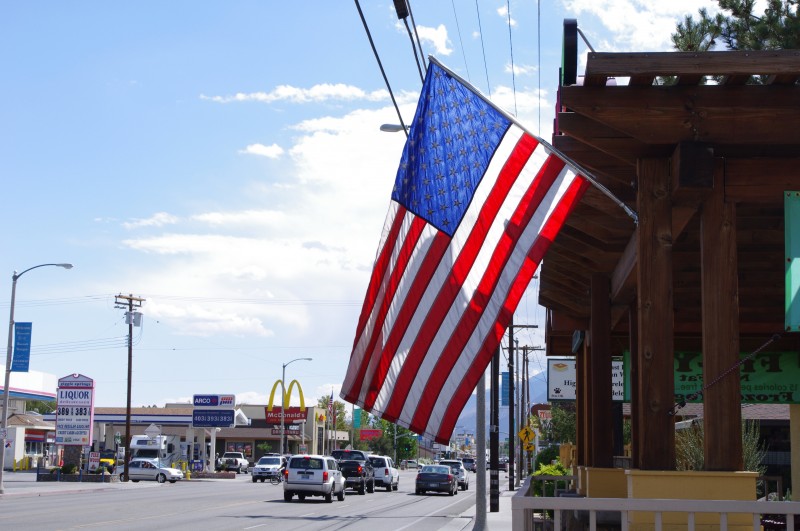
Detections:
[701, 161, 743, 471]
[636, 158, 676, 470]
[560, 85, 800, 145]
[585, 50, 800, 78]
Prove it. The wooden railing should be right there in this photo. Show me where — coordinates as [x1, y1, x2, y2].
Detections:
[513, 477, 800, 531]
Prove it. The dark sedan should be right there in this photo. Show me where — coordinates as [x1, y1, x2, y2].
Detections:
[415, 465, 457, 496]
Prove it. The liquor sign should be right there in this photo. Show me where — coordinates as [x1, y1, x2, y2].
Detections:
[55, 374, 95, 445]
[264, 406, 308, 424]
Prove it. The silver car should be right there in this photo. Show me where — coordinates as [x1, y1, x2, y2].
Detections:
[284, 454, 345, 503]
[439, 459, 469, 491]
[126, 458, 184, 483]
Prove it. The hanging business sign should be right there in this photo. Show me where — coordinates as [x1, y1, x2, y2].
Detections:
[547, 358, 625, 402]
[55, 374, 94, 446]
[11, 322, 32, 372]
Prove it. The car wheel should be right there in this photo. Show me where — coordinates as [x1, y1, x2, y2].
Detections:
[449, 485, 455, 496]
[337, 486, 345, 501]
[156, 474, 166, 484]
[284, 492, 292, 502]
[252, 476, 257, 483]
[386, 483, 392, 492]
[358, 482, 365, 495]
[325, 491, 333, 503]
[261, 478, 266, 483]
[393, 481, 399, 491]
[367, 480, 374, 493]
[415, 489, 422, 495]
[298, 494, 306, 501]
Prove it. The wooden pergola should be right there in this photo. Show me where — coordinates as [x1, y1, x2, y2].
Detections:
[540, 46, 800, 472]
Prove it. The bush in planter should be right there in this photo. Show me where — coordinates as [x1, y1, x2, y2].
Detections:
[61, 463, 78, 474]
[532, 461, 567, 497]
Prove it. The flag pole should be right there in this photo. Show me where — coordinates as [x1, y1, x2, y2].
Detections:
[427, 56, 638, 225]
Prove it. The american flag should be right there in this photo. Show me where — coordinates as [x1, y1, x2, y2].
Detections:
[341, 58, 588, 444]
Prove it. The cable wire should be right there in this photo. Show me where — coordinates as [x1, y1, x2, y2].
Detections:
[406, 0, 427, 71]
[451, 0, 471, 82]
[353, 0, 408, 137]
[474, 0, 492, 97]
[505, 0, 518, 116]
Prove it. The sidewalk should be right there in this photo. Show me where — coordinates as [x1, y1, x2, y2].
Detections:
[0, 470, 158, 497]
[445, 486, 515, 531]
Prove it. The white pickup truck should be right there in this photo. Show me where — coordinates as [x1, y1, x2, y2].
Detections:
[219, 451, 249, 473]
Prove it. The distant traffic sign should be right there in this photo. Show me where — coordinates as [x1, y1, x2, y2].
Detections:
[192, 409, 235, 428]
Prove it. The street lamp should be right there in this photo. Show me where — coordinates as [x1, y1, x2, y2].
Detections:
[280, 357, 312, 456]
[0, 263, 73, 494]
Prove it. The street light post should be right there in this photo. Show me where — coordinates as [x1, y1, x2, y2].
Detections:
[280, 357, 312, 456]
[0, 263, 72, 494]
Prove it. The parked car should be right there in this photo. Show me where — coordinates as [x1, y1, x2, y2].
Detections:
[400, 459, 418, 469]
[415, 464, 457, 496]
[219, 451, 249, 474]
[369, 455, 399, 491]
[126, 458, 184, 483]
[461, 456, 477, 472]
[439, 459, 469, 491]
[284, 454, 345, 503]
[252, 455, 286, 483]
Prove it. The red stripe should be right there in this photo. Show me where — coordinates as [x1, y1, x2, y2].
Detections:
[435, 176, 589, 442]
[380, 134, 540, 421]
[361, 231, 451, 413]
[351, 206, 407, 352]
[343, 213, 426, 403]
[409, 154, 568, 432]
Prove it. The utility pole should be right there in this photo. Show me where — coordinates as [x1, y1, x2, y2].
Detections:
[114, 294, 144, 482]
[490, 346, 499, 512]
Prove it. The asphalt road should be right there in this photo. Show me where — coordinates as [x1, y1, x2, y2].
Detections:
[0, 470, 479, 531]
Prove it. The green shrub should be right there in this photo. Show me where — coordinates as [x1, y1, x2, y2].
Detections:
[61, 463, 78, 474]
[534, 445, 560, 471]
[532, 460, 567, 497]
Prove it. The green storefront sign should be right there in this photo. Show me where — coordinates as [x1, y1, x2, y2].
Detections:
[623, 351, 800, 404]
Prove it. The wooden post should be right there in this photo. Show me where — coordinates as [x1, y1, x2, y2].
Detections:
[701, 161, 742, 470]
[590, 273, 613, 467]
[636, 158, 675, 470]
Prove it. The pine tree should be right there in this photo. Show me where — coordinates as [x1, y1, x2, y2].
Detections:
[672, 1, 800, 52]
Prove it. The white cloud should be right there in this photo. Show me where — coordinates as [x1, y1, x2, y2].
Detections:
[505, 63, 536, 76]
[123, 212, 179, 230]
[201, 84, 389, 104]
[192, 209, 286, 228]
[497, 5, 517, 27]
[239, 143, 284, 159]
[415, 24, 453, 56]
[562, 0, 721, 51]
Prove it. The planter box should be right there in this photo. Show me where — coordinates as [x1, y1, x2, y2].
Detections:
[190, 471, 236, 479]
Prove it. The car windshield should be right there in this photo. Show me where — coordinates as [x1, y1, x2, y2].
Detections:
[258, 457, 281, 465]
[369, 457, 385, 467]
[422, 465, 449, 474]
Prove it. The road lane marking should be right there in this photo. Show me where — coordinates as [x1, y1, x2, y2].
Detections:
[393, 496, 471, 531]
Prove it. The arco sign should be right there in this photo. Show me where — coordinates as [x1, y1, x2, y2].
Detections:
[265, 379, 309, 424]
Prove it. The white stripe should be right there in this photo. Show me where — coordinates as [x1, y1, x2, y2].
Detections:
[356, 218, 439, 407]
[369, 126, 526, 416]
[343, 202, 404, 395]
[428, 165, 579, 432]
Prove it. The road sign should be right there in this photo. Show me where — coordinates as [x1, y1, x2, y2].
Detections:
[518, 426, 534, 444]
[144, 423, 161, 438]
[192, 409, 235, 428]
[192, 394, 235, 408]
[11, 322, 32, 372]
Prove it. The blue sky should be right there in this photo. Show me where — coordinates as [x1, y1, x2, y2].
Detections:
[0, 1, 720, 409]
